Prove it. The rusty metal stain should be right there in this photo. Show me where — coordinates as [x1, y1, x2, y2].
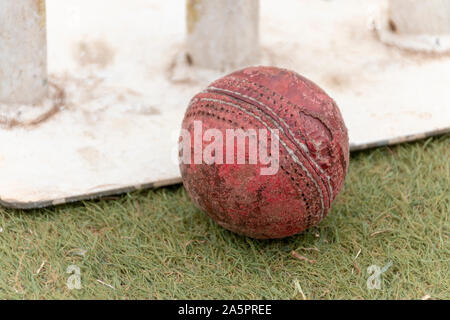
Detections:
[186, 0, 201, 34]
[36, 0, 46, 28]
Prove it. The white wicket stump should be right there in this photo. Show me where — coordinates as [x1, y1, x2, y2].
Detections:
[0, 0, 48, 105]
[375, 0, 450, 53]
[0, 0, 449, 208]
[186, 0, 260, 71]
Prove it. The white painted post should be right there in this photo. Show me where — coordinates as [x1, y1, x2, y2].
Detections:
[387, 0, 450, 35]
[186, 0, 260, 71]
[0, 0, 48, 105]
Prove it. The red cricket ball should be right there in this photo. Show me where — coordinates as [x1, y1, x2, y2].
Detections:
[179, 66, 349, 239]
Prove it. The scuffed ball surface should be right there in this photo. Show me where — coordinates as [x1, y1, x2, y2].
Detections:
[179, 66, 349, 239]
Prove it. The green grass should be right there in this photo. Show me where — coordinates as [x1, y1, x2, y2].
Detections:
[0, 135, 448, 299]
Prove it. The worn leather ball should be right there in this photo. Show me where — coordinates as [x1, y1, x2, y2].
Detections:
[179, 66, 349, 239]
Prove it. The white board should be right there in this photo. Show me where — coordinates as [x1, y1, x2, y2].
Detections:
[0, 0, 449, 208]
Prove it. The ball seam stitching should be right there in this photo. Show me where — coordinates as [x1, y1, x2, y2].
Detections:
[206, 85, 334, 206]
[197, 96, 326, 221]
